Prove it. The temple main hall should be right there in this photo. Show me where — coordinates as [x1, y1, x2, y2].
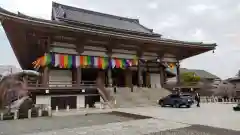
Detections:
[0, 2, 216, 109]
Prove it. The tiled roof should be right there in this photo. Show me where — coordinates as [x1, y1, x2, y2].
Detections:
[0, 65, 21, 76]
[180, 68, 220, 79]
[52, 2, 159, 36]
[226, 77, 240, 82]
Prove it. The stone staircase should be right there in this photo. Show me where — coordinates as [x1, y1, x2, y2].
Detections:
[112, 87, 171, 108]
[114, 88, 136, 108]
[139, 87, 171, 105]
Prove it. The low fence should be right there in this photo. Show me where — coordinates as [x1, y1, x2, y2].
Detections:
[0, 106, 52, 121]
[200, 96, 240, 104]
[27, 80, 97, 89]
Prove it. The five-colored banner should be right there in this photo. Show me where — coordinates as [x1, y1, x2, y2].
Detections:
[32, 53, 138, 69]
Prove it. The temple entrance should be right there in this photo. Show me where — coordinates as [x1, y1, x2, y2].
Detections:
[142, 71, 147, 87]
[132, 70, 138, 86]
[131, 70, 147, 87]
[51, 96, 77, 110]
[82, 68, 98, 83]
[112, 69, 126, 87]
[85, 95, 100, 108]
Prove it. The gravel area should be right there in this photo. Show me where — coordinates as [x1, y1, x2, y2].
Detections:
[22, 118, 189, 135]
[116, 103, 240, 131]
[148, 125, 240, 135]
[0, 104, 239, 135]
[0, 113, 135, 135]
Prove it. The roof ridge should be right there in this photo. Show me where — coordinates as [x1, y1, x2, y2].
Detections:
[57, 17, 159, 37]
[52, 2, 139, 23]
[132, 20, 156, 34]
[181, 68, 219, 79]
[161, 38, 217, 46]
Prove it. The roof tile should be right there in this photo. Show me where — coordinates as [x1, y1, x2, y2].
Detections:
[180, 68, 219, 79]
[52, 2, 155, 34]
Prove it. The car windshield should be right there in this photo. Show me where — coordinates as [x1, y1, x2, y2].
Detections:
[180, 94, 192, 98]
[182, 94, 191, 97]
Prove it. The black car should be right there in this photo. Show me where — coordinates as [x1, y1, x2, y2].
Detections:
[158, 93, 194, 108]
[233, 104, 240, 111]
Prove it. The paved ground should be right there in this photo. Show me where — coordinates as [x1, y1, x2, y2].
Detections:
[0, 113, 135, 135]
[0, 103, 239, 135]
[117, 103, 240, 131]
[150, 125, 240, 135]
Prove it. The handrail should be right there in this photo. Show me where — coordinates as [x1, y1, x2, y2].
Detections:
[27, 80, 97, 88]
[27, 80, 97, 83]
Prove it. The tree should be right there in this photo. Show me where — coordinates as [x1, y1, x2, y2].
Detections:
[236, 70, 240, 77]
[214, 81, 236, 97]
[180, 72, 201, 85]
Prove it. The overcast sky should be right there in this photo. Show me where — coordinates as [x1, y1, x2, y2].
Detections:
[0, 0, 240, 79]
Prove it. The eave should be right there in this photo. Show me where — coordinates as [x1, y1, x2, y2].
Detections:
[0, 7, 217, 69]
[56, 17, 161, 38]
[0, 7, 217, 49]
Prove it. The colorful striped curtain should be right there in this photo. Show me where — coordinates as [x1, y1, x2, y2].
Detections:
[32, 53, 139, 69]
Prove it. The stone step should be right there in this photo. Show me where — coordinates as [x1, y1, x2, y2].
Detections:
[111, 87, 171, 108]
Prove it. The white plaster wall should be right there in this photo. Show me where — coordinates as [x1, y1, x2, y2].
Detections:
[36, 95, 85, 109]
[112, 53, 136, 59]
[36, 95, 51, 106]
[82, 51, 107, 57]
[77, 95, 85, 108]
[141, 55, 157, 60]
[112, 49, 136, 59]
[51, 46, 77, 54]
[52, 42, 76, 48]
[143, 52, 158, 56]
[49, 70, 72, 87]
[84, 46, 107, 51]
[150, 73, 162, 88]
[112, 49, 136, 54]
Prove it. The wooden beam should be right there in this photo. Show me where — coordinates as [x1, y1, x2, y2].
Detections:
[76, 36, 88, 54]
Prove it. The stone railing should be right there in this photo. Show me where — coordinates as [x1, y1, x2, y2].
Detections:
[200, 96, 240, 103]
[27, 80, 97, 88]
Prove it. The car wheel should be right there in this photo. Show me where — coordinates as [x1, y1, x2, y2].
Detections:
[159, 101, 164, 107]
[174, 102, 180, 108]
[186, 105, 191, 108]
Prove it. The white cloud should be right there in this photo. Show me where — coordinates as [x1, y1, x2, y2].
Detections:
[147, 2, 158, 9]
[0, 0, 69, 19]
[0, 0, 239, 79]
[191, 28, 205, 40]
[237, 3, 240, 11]
[188, 4, 217, 14]
[155, 14, 183, 30]
[192, 28, 205, 40]
[224, 33, 237, 37]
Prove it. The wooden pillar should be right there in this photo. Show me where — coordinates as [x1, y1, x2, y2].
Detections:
[72, 67, 81, 86]
[42, 66, 49, 87]
[107, 51, 113, 87]
[159, 65, 165, 87]
[125, 69, 132, 88]
[76, 41, 84, 86]
[176, 62, 180, 85]
[163, 71, 167, 83]
[76, 67, 82, 85]
[145, 72, 150, 88]
[98, 70, 105, 85]
[107, 67, 112, 87]
[137, 58, 143, 87]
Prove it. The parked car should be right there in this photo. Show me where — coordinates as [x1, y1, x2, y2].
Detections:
[158, 93, 194, 108]
[233, 104, 240, 111]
